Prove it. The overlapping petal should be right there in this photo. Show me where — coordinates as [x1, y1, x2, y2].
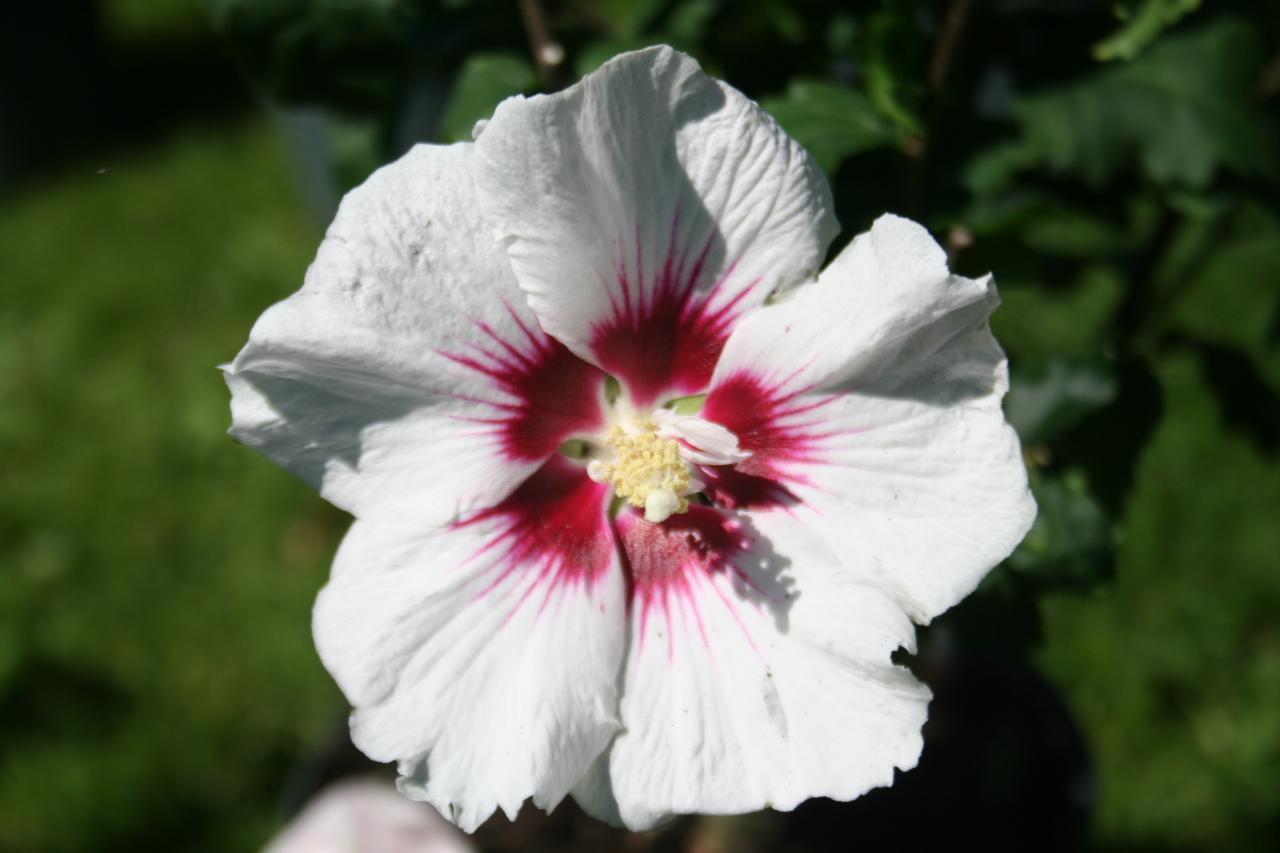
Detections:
[703, 215, 1036, 621]
[474, 46, 837, 408]
[225, 144, 607, 526]
[313, 458, 626, 832]
[228, 45, 1035, 836]
[592, 507, 929, 829]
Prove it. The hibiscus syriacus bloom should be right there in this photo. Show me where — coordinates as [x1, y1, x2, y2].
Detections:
[225, 47, 1035, 832]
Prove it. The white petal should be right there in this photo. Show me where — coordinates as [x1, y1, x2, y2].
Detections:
[704, 214, 1035, 622]
[603, 508, 930, 830]
[475, 46, 837, 407]
[264, 780, 474, 853]
[714, 214, 992, 396]
[568, 754, 625, 828]
[652, 408, 750, 466]
[312, 459, 626, 832]
[225, 143, 607, 525]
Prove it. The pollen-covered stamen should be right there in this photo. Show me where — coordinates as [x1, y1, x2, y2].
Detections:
[587, 420, 692, 523]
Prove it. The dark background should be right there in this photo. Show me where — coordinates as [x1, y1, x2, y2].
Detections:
[2, 1, 1278, 850]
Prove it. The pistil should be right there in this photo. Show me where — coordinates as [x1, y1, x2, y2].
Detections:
[587, 420, 692, 523]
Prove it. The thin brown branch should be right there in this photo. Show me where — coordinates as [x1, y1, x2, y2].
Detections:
[1259, 50, 1280, 101]
[517, 0, 567, 91]
[929, 0, 973, 96]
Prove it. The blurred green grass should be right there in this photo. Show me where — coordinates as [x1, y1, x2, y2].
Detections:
[0, 122, 345, 852]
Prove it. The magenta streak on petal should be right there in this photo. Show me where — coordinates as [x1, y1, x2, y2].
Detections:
[700, 370, 843, 510]
[616, 506, 753, 660]
[590, 212, 759, 409]
[440, 307, 606, 462]
[457, 457, 616, 625]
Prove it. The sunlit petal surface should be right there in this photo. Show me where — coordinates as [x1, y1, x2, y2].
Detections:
[228, 47, 1034, 835]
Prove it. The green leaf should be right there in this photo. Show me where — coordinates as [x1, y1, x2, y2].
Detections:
[1006, 358, 1120, 444]
[1163, 187, 1236, 222]
[858, 2, 925, 137]
[758, 80, 900, 174]
[591, 0, 667, 38]
[439, 52, 536, 143]
[1093, 0, 1201, 62]
[1021, 200, 1157, 258]
[764, 2, 806, 44]
[963, 141, 1039, 196]
[664, 0, 718, 45]
[205, 0, 417, 107]
[326, 114, 383, 194]
[1022, 211, 1126, 258]
[973, 21, 1279, 191]
[1008, 470, 1115, 589]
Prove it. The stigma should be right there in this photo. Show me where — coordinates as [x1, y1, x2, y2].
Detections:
[587, 420, 693, 523]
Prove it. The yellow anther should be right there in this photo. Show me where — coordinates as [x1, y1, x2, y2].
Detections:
[593, 420, 691, 522]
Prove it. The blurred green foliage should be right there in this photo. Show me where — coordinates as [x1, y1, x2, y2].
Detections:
[0, 124, 344, 851]
[968, 21, 1277, 192]
[759, 81, 901, 173]
[3, 0, 1279, 850]
[438, 52, 537, 142]
[1092, 0, 1201, 62]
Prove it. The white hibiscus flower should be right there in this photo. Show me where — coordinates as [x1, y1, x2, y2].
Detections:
[224, 46, 1035, 833]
